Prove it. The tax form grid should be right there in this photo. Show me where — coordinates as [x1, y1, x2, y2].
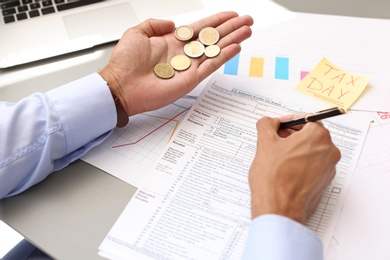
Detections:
[99, 74, 370, 259]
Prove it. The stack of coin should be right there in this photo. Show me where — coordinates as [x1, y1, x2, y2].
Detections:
[154, 25, 221, 79]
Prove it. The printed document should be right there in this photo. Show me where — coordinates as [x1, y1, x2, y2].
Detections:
[99, 73, 370, 259]
[334, 112, 390, 260]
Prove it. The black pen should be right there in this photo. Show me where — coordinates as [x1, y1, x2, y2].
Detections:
[279, 107, 346, 129]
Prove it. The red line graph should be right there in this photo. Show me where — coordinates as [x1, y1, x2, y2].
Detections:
[112, 108, 189, 148]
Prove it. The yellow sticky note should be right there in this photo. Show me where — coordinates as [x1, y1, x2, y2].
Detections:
[295, 58, 369, 110]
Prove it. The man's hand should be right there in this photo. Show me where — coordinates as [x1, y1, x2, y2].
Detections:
[99, 11, 253, 118]
[249, 116, 341, 224]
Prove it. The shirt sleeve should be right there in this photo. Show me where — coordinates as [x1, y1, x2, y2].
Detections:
[242, 214, 323, 260]
[0, 73, 117, 199]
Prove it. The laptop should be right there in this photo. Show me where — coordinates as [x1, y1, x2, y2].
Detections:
[0, 0, 204, 68]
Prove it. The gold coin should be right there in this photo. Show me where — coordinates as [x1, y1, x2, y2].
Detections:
[184, 41, 205, 58]
[170, 55, 191, 71]
[198, 27, 220, 46]
[175, 25, 194, 41]
[204, 45, 220, 58]
[153, 63, 175, 79]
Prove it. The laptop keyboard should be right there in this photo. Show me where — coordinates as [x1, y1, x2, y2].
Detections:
[1, 0, 104, 24]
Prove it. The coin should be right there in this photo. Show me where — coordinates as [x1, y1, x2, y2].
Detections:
[153, 63, 175, 79]
[198, 27, 220, 46]
[175, 25, 194, 41]
[204, 45, 220, 58]
[184, 41, 205, 58]
[170, 55, 191, 71]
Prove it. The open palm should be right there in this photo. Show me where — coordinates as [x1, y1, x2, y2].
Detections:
[100, 11, 253, 116]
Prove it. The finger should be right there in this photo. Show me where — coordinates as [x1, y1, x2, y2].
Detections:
[213, 24, 252, 56]
[278, 113, 309, 121]
[278, 116, 324, 139]
[278, 127, 299, 138]
[278, 113, 308, 133]
[196, 43, 241, 79]
[255, 117, 280, 146]
[189, 11, 240, 35]
[279, 113, 312, 127]
[196, 23, 252, 79]
[296, 121, 333, 148]
[197, 15, 253, 63]
[312, 120, 324, 127]
[214, 15, 254, 47]
[303, 121, 326, 133]
[135, 18, 175, 38]
[186, 14, 253, 81]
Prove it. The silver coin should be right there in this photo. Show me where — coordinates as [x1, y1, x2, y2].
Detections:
[175, 25, 194, 41]
[184, 41, 205, 58]
[198, 27, 220, 46]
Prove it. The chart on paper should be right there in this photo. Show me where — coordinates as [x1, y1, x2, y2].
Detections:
[220, 13, 390, 112]
[222, 13, 374, 82]
[223, 35, 373, 82]
[81, 96, 197, 187]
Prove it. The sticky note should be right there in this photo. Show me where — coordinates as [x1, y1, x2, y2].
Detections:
[295, 58, 370, 110]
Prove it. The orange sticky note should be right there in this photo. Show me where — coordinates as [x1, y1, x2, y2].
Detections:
[295, 58, 369, 110]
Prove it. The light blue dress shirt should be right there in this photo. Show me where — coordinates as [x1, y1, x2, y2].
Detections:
[0, 73, 116, 199]
[243, 214, 323, 259]
[0, 73, 323, 259]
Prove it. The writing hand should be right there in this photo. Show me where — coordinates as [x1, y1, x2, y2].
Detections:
[248, 116, 341, 224]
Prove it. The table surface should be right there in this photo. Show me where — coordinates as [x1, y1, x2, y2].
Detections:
[0, 41, 136, 259]
[1, 0, 389, 259]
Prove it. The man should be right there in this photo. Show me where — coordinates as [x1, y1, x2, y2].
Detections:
[1, 11, 340, 259]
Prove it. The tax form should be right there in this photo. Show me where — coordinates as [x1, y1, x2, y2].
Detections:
[99, 73, 370, 259]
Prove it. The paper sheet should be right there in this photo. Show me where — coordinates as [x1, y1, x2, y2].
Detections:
[219, 12, 390, 112]
[81, 96, 197, 187]
[99, 74, 370, 259]
[295, 58, 369, 110]
[83, 12, 390, 188]
[332, 112, 390, 260]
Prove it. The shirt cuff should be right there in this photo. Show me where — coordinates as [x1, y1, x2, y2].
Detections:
[45, 73, 117, 154]
[242, 214, 323, 260]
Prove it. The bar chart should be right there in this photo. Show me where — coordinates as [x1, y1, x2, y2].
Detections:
[221, 17, 374, 88]
[224, 54, 310, 81]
